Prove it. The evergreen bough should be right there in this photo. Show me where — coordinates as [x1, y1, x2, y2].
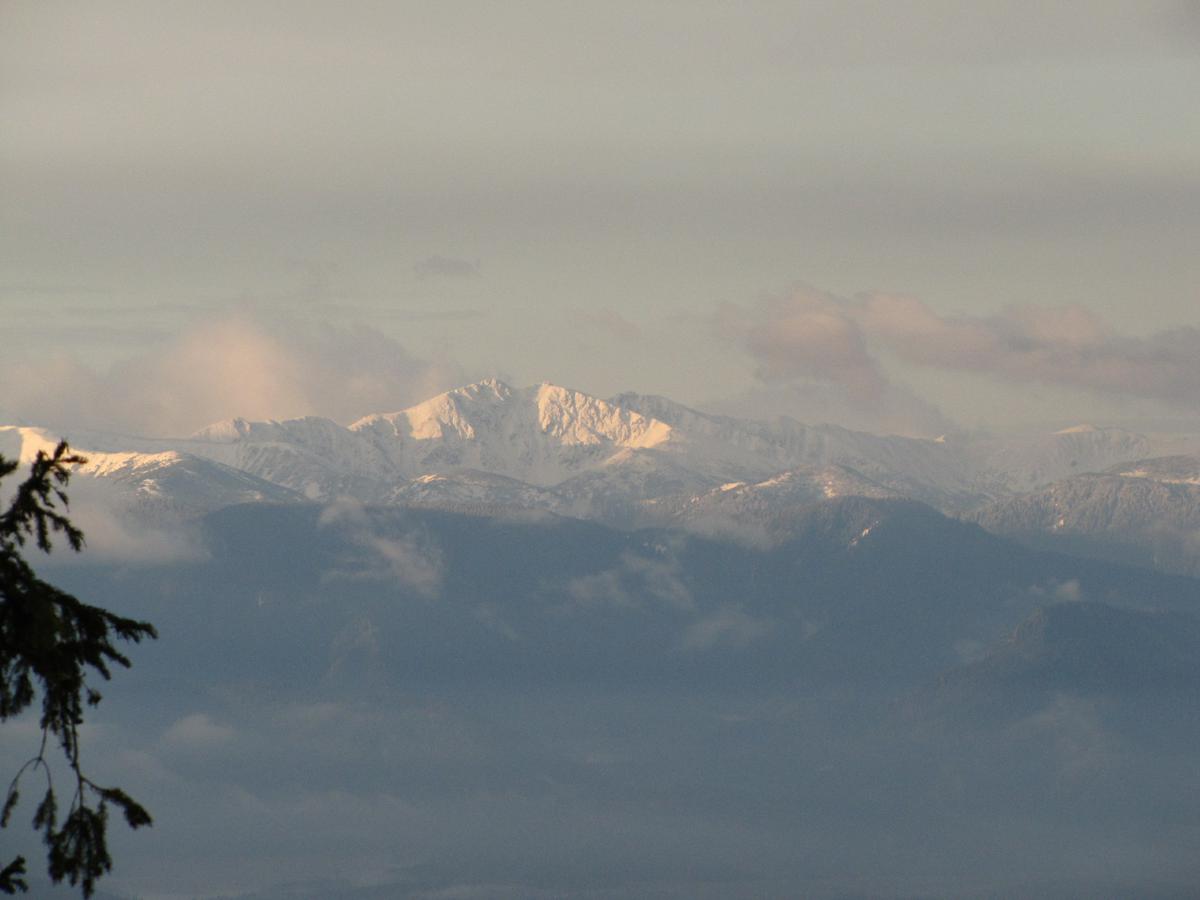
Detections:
[0, 442, 156, 896]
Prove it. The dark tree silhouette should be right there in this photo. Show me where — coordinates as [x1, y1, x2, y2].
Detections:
[0, 442, 156, 896]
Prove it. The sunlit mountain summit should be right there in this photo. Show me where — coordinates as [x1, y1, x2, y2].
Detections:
[5, 379, 1199, 534]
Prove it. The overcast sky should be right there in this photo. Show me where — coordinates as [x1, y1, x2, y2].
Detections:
[4, 1, 1200, 435]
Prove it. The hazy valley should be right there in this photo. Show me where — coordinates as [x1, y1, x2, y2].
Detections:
[5, 381, 1200, 897]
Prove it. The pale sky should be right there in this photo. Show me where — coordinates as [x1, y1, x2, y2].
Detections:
[4, 1, 1200, 436]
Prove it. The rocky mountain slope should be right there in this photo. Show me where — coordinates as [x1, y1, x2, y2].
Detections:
[970, 455, 1200, 576]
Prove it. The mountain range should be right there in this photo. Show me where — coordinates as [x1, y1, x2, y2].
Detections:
[5, 379, 1200, 553]
[11, 380, 1200, 897]
[34, 490, 1200, 898]
[970, 456, 1200, 576]
[9, 376, 1200, 525]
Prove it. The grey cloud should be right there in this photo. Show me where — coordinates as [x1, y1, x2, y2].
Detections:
[716, 289, 888, 407]
[414, 255, 480, 280]
[712, 288, 955, 437]
[705, 379, 955, 439]
[861, 293, 1200, 408]
[719, 288, 1200, 426]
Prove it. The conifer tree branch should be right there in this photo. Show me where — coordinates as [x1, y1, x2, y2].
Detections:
[1, 444, 156, 896]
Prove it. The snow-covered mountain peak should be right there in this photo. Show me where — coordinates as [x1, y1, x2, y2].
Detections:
[968, 424, 1156, 494]
[350, 380, 672, 449]
[350, 378, 519, 439]
[0, 425, 62, 463]
[190, 418, 253, 442]
[436, 376, 518, 409]
[335, 381, 677, 488]
[11, 380, 1200, 530]
[608, 391, 745, 435]
[532, 383, 672, 449]
[471, 376, 515, 396]
[190, 414, 351, 445]
[0, 424, 301, 516]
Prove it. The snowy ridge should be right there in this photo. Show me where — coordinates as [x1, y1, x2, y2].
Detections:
[0, 425, 300, 516]
[964, 425, 1162, 494]
[5, 381, 1200, 529]
[969, 453, 1200, 576]
[641, 463, 901, 537]
[1113, 455, 1200, 486]
[387, 470, 571, 515]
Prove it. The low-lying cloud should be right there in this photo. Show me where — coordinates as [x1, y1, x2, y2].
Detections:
[681, 605, 771, 651]
[565, 552, 693, 612]
[319, 497, 445, 598]
[35, 476, 208, 565]
[162, 713, 236, 749]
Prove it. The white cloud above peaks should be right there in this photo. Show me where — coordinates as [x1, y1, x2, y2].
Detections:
[1, 313, 463, 437]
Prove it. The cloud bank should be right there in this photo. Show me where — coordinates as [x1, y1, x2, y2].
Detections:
[0, 314, 464, 437]
[716, 287, 1200, 433]
[711, 288, 954, 436]
[860, 293, 1200, 405]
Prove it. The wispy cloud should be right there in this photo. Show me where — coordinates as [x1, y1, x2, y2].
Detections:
[681, 605, 771, 651]
[38, 477, 208, 565]
[319, 498, 444, 598]
[565, 552, 693, 612]
[162, 713, 235, 749]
